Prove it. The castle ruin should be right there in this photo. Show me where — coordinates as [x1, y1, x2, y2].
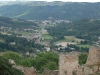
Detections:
[59, 46, 100, 75]
[86, 46, 100, 66]
[59, 52, 79, 75]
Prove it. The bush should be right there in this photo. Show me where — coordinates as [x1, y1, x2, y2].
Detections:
[78, 53, 88, 65]
[3, 52, 21, 64]
[0, 56, 23, 75]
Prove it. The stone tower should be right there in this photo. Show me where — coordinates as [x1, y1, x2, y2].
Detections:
[59, 52, 79, 75]
[86, 46, 100, 66]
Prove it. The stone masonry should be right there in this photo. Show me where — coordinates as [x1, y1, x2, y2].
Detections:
[59, 46, 100, 75]
[86, 46, 100, 66]
[59, 52, 79, 75]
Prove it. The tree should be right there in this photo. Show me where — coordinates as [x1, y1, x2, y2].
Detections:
[45, 61, 58, 70]
[0, 56, 23, 75]
[78, 53, 88, 65]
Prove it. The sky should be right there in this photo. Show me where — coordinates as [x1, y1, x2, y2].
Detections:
[0, 0, 100, 2]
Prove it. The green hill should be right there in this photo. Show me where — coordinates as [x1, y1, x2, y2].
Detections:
[0, 16, 37, 28]
[47, 19, 100, 41]
[0, 2, 100, 21]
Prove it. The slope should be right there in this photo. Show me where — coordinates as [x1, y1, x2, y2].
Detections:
[0, 2, 100, 20]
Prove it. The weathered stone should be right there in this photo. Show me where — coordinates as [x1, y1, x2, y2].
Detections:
[41, 69, 58, 75]
[9, 59, 16, 65]
[59, 46, 100, 75]
[59, 52, 79, 75]
[86, 46, 100, 66]
[93, 66, 99, 73]
[13, 65, 38, 75]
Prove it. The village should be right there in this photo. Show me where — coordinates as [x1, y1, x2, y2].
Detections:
[1, 19, 100, 55]
[0, 20, 72, 54]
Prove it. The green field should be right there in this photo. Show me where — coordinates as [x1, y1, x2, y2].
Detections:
[59, 36, 84, 42]
[77, 44, 91, 48]
[14, 31, 34, 36]
[42, 34, 53, 40]
[64, 36, 84, 42]
[0, 39, 4, 43]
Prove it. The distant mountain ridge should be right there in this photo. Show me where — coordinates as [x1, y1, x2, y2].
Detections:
[0, 2, 100, 21]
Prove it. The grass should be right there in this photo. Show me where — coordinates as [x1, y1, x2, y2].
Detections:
[59, 36, 84, 42]
[42, 30, 49, 34]
[64, 36, 84, 42]
[77, 44, 91, 48]
[42, 34, 53, 40]
[14, 31, 34, 36]
[0, 39, 4, 43]
[57, 36, 91, 48]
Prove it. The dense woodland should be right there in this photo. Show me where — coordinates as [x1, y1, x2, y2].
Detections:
[47, 19, 100, 42]
[0, 16, 37, 28]
[0, 33, 44, 52]
[0, 2, 100, 20]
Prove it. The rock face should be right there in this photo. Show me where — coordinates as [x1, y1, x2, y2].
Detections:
[59, 46, 100, 75]
[9, 59, 16, 65]
[86, 46, 100, 66]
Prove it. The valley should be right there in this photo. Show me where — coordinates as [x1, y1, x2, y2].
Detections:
[0, 1, 100, 75]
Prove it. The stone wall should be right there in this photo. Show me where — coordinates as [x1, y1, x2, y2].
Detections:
[59, 52, 79, 75]
[59, 46, 100, 75]
[86, 46, 100, 66]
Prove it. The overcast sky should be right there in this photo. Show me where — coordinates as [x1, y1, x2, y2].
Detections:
[0, 0, 100, 2]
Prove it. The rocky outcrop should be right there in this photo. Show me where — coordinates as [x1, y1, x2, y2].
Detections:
[9, 59, 16, 65]
[13, 65, 38, 75]
[9, 59, 38, 75]
[9, 59, 58, 75]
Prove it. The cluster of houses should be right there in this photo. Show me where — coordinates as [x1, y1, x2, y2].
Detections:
[0, 26, 11, 31]
[24, 33, 51, 53]
[54, 42, 76, 51]
[41, 20, 70, 25]
[93, 37, 100, 47]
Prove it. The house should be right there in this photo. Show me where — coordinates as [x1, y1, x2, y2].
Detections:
[44, 46, 50, 52]
[26, 51, 29, 55]
[25, 33, 42, 44]
[10, 42, 16, 45]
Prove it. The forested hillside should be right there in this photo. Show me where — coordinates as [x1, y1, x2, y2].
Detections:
[47, 19, 100, 41]
[0, 16, 37, 28]
[0, 2, 100, 20]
